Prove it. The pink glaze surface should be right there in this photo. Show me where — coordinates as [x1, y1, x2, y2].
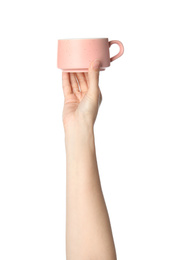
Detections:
[57, 38, 124, 72]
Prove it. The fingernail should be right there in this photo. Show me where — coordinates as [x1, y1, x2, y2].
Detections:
[92, 60, 101, 70]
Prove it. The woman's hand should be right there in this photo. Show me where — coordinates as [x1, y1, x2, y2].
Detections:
[62, 60, 102, 133]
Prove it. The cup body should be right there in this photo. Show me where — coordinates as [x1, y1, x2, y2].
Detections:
[57, 38, 111, 72]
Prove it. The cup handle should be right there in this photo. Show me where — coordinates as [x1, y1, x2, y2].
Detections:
[109, 40, 124, 62]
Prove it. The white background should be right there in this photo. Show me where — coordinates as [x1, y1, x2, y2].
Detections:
[0, 0, 174, 259]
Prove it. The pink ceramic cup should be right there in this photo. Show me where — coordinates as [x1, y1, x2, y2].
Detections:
[57, 38, 124, 72]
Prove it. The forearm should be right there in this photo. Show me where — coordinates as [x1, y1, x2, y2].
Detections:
[65, 123, 117, 260]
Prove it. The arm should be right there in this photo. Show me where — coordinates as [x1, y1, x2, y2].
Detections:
[62, 60, 117, 260]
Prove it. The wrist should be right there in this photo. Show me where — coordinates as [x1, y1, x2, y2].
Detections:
[65, 122, 94, 140]
[64, 121, 95, 151]
[64, 114, 94, 137]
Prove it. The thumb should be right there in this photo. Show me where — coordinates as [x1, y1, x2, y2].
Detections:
[87, 59, 101, 98]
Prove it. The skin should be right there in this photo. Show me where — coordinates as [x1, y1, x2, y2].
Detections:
[62, 59, 117, 260]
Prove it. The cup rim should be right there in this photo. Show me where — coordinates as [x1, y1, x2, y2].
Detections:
[58, 38, 108, 40]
